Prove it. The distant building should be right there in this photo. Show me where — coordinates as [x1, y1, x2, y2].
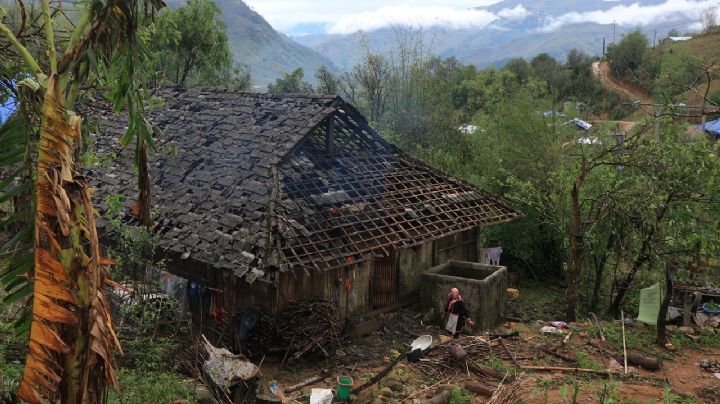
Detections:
[565, 118, 593, 131]
[458, 124, 480, 134]
[667, 36, 692, 42]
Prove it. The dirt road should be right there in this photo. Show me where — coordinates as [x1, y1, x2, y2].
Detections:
[593, 61, 652, 103]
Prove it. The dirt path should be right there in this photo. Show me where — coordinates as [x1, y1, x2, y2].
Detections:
[593, 61, 652, 103]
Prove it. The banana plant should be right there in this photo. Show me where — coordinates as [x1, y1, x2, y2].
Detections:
[0, 0, 163, 402]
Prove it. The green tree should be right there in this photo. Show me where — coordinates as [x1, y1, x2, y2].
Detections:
[607, 30, 649, 79]
[315, 65, 339, 95]
[267, 68, 313, 94]
[150, 0, 243, 87]
[0, 0, 163, 402]
[505, 57, 532, 85]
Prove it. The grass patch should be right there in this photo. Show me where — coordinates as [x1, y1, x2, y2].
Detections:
[107, 369, 197, 403]
[576, 350, 603, 371]
[450, 387, 473, 404]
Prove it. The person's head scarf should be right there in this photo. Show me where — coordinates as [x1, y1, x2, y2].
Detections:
[448, 287, 462, 310]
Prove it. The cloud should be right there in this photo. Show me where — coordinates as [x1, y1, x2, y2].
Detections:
[327, 5, 530, 34]
[542, 0, 719, 32]
[243, 0, 506, 32]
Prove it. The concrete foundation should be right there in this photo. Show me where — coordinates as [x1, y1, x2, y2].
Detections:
[421, 260, 507, 331]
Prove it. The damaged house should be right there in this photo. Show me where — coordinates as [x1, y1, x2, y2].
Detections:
[89, 88, 521, 322]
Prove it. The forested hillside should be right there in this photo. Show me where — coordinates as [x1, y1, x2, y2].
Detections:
[168, 0, 336, 85]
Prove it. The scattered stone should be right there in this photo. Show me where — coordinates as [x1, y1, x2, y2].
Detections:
[384, 380, 405, 393]
[665, 325, 678, 333]
[379, 387, 393, 397]
[678, 325, 696, 335]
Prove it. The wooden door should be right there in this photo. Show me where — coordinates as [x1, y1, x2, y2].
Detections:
[372, 253, 397, 308]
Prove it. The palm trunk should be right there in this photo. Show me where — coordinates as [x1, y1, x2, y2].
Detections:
[18, 76, 120, 404]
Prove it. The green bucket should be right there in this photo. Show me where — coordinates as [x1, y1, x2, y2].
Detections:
[336, 376, 353, 401]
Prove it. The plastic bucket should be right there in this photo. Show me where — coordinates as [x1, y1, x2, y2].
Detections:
[407, 348, 422, 363]
[336, 376, 353, 401]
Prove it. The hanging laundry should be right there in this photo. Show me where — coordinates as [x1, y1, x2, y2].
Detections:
[237, 307, 261, 343]
[484, 247, 503, 265]
[210, 290, 225, 325]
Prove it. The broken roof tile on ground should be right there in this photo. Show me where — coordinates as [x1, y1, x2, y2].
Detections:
[87, 87, 521, 283]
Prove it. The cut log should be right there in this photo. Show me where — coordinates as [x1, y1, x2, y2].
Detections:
[449, 344, 468, 362]
[467, 361, 514, 382]
[464, 382, 494, 397]
[614, 353, 662, 371]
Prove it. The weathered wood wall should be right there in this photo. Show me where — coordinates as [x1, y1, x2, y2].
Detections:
[167, 227, 484, 320]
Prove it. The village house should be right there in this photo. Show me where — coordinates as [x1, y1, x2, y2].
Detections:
[89, 87, 521, 323]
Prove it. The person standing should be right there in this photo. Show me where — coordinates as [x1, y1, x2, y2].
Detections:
[441, 287, 474, 338]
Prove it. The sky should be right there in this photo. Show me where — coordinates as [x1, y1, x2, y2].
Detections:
[243, 0, 719, 36]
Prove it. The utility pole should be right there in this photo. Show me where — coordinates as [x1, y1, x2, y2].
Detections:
[653, 30, 657, 47]
[654, 105, 660, 140]
[613, 20, 616, 43]
[602, 37, 606, 58]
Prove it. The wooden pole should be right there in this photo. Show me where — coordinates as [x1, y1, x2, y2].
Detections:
[521, 365, 611, 376]
[621, 310, 628, 374]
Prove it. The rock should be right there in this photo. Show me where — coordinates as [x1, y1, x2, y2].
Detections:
[633, 322, 646, 331]
[665, 325, 678, 333]
[701, 327, 715, 336]
[379, 387, 394, 397]
[679, 326, 696, 335]
[384, 380, 405, 393]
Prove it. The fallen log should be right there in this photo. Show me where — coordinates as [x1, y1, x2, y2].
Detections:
[467, 360, 514, 382]
[284, 370, 329, 394]
[521, 365, 611, 376]
[537, 345, 577, 363]
[615, 353, 662, 371]
[498, 338, 519, 368]
[464, 382, 495, 397]
[351, 353, 404, 394]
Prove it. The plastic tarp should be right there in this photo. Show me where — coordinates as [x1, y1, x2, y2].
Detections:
[695, 118, 720, 135]
[637, 282, 663, 325]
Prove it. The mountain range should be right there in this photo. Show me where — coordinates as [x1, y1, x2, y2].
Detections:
[292, 0, 690, 71]
[168, 0, 337, 86]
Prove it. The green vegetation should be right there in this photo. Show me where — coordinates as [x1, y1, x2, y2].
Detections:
[450, 387, 474, 404]
[606, 30, 720, 105]
[107, 369, 197, 404]
[150, 0, 251, 88]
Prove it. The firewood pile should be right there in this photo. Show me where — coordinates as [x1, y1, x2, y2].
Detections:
[237, 299, 343, 360]
[409, 336, 517, 382]
[277, 299, 343, 360]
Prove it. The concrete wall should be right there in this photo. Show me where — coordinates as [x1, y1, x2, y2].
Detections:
[397, 241, 434, 300]
[420, 260, 507, 331]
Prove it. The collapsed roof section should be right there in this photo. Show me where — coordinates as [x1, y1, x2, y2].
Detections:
[87, 88, 521, 283]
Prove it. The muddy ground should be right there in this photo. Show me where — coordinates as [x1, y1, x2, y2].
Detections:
[254, 306, 720, 403]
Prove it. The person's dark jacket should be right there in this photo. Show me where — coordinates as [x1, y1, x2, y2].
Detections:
[444, 298, 470, 331]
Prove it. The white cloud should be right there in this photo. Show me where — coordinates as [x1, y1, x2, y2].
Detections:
[326, 5, 529, 34]
[243, 0, 506, 32]
[542, 0, 719, 32]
